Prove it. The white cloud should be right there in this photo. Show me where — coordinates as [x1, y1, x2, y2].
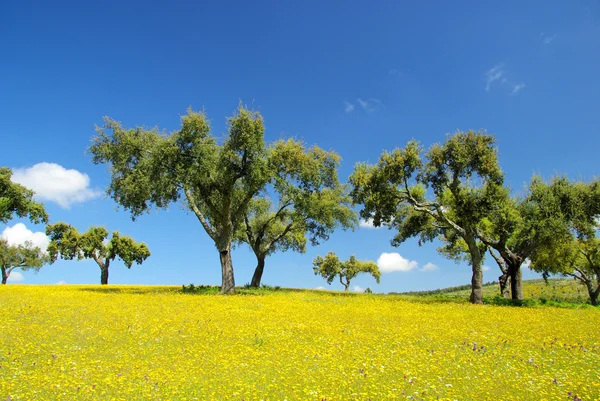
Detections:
[313, 286, 326, 290]
[485, 64, 505, 91]
[11, 163, 102, 208]
[352, 285, 365, 292]
[343, 101, 355, 113]
[7, 271, 25, 283]
[356, 98, 385, 113]
[359, 219, 384, 229]
[512, 83, 526, 94]
[56, 280, 67, 285]
[482, 265, 491, 272]
[377, 252, 418, 273]
[1, 223, 49, 252]
[421, 262, 439, 272]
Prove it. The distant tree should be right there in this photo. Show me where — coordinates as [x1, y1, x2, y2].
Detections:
[0, 239, 48, 284]
[236, 139, 357, 288]
[313, 251, 380, 292]
[46, 223, 150, 285]
[89, 105, 272, 293]
[350, 131, 507, 304]
[0, 167, 48, 224]
[528, 177, 600, 305]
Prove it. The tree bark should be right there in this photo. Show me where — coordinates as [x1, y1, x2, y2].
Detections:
[465, 236, 484, 304]
[1, 267, 7, 285]
[250, 256, 266, 288]
[100, 265, 109, 285]
[219, 249, 235, 293]
[499, 271, 511, 298]
[344, 283, 349, 292]
[585, 281, 599, 306]
[508, 263, 524, 300]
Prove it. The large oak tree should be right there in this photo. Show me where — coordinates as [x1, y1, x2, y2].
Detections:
[89, 105, 273, 293]
[350, 131, 507, 304]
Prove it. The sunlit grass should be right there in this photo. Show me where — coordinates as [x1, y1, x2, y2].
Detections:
[1, 285, 598, 400]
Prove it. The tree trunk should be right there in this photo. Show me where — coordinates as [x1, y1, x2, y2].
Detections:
[344, 283, 349, 292]
[465, 237, 484, 304]
[499, 271, 511, 298]
[1, 267, 7, 285]
[100, 266, 109, 285]
[585, 281, 599, 306]
[508, 263, 524, 300]
[250, 256, 266, 288]
[219, 249, 235, 293]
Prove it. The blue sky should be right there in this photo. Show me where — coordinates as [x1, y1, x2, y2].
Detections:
[1, 1, 599, 292]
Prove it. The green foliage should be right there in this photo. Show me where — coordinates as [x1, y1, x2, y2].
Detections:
[527, 176, 600, 304]
[236, 139, 357, 286]
[350, 131, 508, 303]
[0, 167, 48, 224]
[45, 223, 150, 284]
[89, 105, 273, 293]
[0, 238, 49, 283]
[313, 251, 380, 291]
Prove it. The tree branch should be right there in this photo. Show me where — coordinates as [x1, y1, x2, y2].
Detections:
[184, 187, 217, 241]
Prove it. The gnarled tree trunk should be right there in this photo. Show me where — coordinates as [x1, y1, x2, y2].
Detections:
[466, 236, 484, 304]
[250, 256, 266, 288]
[508, 263, 523, 300]
[499, 271, 511, 298]
[1, 267, 7, 285]
[585, 281, 599, 306]
[219, 249, 235, 293]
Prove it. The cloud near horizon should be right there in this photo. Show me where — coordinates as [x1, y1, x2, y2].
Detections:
[377, 252, 418, 273]
[7, 271, 25, 283]
[11, 163, 102, 208]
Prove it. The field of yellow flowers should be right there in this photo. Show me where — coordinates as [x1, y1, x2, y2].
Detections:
[1, 285, 598, 400]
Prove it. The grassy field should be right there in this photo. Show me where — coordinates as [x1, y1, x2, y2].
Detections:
[398, 278, 593, 306]
[1, 284, 598, 400]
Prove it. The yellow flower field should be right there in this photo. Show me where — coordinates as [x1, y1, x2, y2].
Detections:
[1, 286, 598, 400]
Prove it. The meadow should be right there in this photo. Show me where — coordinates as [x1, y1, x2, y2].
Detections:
[1, 284, 598, 401]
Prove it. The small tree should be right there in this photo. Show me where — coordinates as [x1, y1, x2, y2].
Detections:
[46, 223, 150, 285]
[313, 251, 380, 292]
[350, 131, 507, 304]
[0, 239, 48, 284]
[0, 167, 48, 224]
[237, 139, 357, 287]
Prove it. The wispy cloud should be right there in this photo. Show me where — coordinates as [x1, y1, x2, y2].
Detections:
[343, 100, 355, 113]
[541, 33, 556, 45]
[356, 98, 385, 113]
[485, 64, 525, 95]
[352, 285, 365, 293]
[482, 265, 491, 272]
[485, 64, 505, 91]
[387, 68, 402, 78]
[512, 83, 526, 94]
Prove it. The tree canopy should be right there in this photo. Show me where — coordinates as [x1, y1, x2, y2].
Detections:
[236, 138, 357, 287]
[89, 105, 270, 293]
[528, 177, 600, 305]
[0, 167, 48, 225]
[350, 131, 507, 304]
[313, 251, 380, 292]
[46, 223, 150, 285]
